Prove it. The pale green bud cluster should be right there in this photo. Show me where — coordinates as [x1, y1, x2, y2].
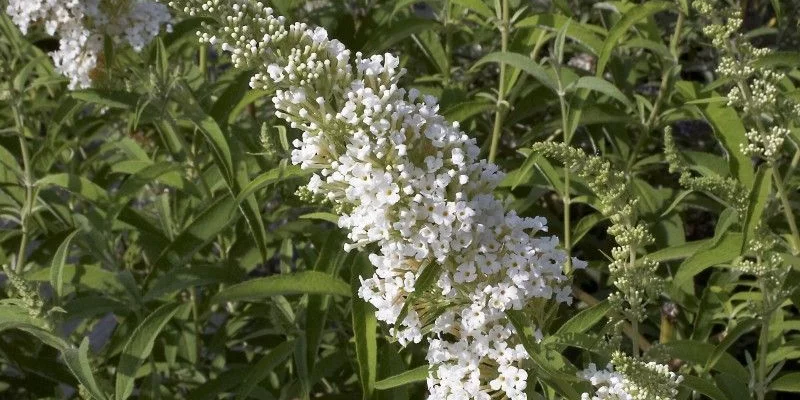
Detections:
[580, 351, 682, 400]
[694, 0, 798, 162]
[736, 234, 791, 314]
[609, 351, 683, 400]
[664, 128, 747, 216]
[2, 264, 50, 329]
[532, 142, 660, 321]
[742, 126, 790, 160]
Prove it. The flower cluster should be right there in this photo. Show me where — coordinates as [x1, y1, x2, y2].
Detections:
[5, 0, 172, 89]
[693, 0, 800, 162]
[580, 352, 682, 400]
[169, 1, 572, 398]
[742, 126, 790, 161]
[532, 142, 658, 322]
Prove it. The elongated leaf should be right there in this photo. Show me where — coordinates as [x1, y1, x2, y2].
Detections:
[742, 165, 772, 251]
[306, 233, 346, 371]
[771, 373, 800, 392]
[37, 173, 109, 204]
[212, 271, 351, 303]
[556, 300, 612, 334]
[570, 76, 633, 109]
[154, 194, 238, 269]
[115, 302, 184, 400]
[753, 51, 800, 68]
[692, 88, 755, 188]
[363, 19, 439, 53]
[673, 232, 743, 291]
[516, 14, 604, 54]
[596, 1, 673, 76]
[234, 164, 309, 206]
[63, 338, 109, 400]
[352, 255, 377, 400]
[472, 52, 557, 92]
[705, 319, 759, 373]
[235, 340, 295, 400]
[71, 90, 138, 110]
[657, 340, 748, 380]
[451, 0, 494, 19]
[681, 375, 730, 400]
[375, 365, 428, 390]
[50, 229, 80, 303]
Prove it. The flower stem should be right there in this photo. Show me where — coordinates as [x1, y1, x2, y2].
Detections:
[487, 0, 509, 164]
[772, 166, 800, 255]
[11, 101, 34, 274]
[559, 91, 572, 271]
[756, 281, 770, 400]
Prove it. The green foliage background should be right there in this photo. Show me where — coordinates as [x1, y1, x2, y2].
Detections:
[1, 0, 800, 399]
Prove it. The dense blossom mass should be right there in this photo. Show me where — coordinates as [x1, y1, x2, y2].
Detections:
[6, 0, 172, 89]
[580, 352, 683, 400]
[170, 1, 573, 398]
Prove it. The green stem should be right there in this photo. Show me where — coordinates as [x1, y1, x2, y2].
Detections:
[645, 11, 684, 131]
[629, 242, 639, 358]
[772, 166, 800, 255]
[11, 102, 34, 274]
[632, 319, 640, 359]
[487, 0, 509, 163]
[443, 0, 452, 84]
[756, 279, 769, 400]
[558, 90, 572, 271]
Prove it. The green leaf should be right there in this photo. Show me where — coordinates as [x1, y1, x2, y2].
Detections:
[178, 95, 235, 186]
[753, 51, 800, 69]
[234, 164, 309, 206]
[63, 338, 109, 400]
[154, 194, 238, 270]
[516, 14, 604, 54]
[393, 261, 441, 328]
[212, 271, 351, 303]
[210, 70, 255, 124]
[352, 255, 377, 400]
[235, 340, 295, 400]
[442, 99, 493, 122]
[37, 174, 109, 204]
[415, 30, 449, 76]
[742, 165, 772, 252]
[681, 375, 730, 400]
[299, 212, 340, 224]
[71, 90, 139, 110]
[646, 238, 712, 264]
[569, 76, 634, 109]
[693, 89, 755, 188]
[375, 365, 428, 390]
[306, 234, 347, 371]
[451, 0, 495, 19]
[596, 1, 673, 76]
[673, 232, 743, 292]
[657, 340, 748, 381]
[363, 19, 439, 53]
[115, 302, 184, 400]
[472, 52, 557, 92]
[770, 373, 800, 392]
[50, 229, 80, 303]
[506, 310, 586, 398]
[704, 319, 759, 374]
[556, 301, 612, 335]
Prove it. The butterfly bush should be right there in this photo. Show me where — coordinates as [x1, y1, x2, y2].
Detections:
[168, 1, 575, 398]
[6, 0, 172, 89]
